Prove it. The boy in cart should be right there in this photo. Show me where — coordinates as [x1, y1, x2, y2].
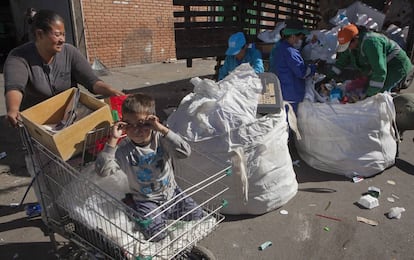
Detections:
[95, 93, 204, 241]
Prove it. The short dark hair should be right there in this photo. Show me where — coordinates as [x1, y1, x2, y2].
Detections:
[31, 9, 64, 36]
[122, 93, 156, 116]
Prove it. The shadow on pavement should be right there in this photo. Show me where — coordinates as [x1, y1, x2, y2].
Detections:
[395, 158, 414, 175]
[0, 116, 28, 177]
[0, 242, 59, 260]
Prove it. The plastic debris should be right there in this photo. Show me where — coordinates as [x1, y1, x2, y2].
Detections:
[258, 241, 272, 251]
[357, 194, 379, 209]
[324, 201, 331, 211]
[367, 186, 381, 198]
[292, 160, 301, 167]
[352, 176, 364, 183]
[391, 193, 400, 200]
[25, 203, 42, 218]
[324, 226, 330, 232]
[387, 207, 406, 219]
[387, 197, 395, 203]
[356, 216, 378, 226]
[315, 214, 341, 222]
[0, 152, 6, 160]
[9, 203, 19, 207]
[387, 180, 396, 185]
[280, 209, 288, 215]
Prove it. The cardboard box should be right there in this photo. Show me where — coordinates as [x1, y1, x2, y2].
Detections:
[21, 88, 113, 161]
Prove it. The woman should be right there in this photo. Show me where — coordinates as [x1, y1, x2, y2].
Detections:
[4, 9, 124, 127]
[218, 32, 264, 80]
[269, 19, 316, 112]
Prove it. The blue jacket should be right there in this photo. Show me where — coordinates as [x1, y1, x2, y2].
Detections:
[270, 40, 313, 111]
[218, 46, 264, 80]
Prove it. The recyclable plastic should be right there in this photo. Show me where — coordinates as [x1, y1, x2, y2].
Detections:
[387, 207, 405, 219]
[25, 203, 42, 217]
[357, 194, 379, 209]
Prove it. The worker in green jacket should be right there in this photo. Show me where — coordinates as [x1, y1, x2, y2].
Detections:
[327, 24, 413, 96]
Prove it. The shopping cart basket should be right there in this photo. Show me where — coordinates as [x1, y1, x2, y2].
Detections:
[20, 125, 231, 259]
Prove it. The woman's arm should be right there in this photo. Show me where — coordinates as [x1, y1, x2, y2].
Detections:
[5, 90, 23, 127]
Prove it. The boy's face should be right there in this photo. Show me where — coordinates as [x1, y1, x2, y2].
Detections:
[122, 112, 152, 145]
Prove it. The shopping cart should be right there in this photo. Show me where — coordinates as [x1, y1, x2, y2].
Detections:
[20, 125, 231, 260]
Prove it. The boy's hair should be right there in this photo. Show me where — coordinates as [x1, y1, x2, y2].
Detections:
[122, 93, 156, 116]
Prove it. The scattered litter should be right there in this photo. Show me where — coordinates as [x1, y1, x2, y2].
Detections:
[0, 152, 6, 160]
[25, 203, 42, 218]
[9, 203, 19, 207]
[387, 180, 396, 185]
[357, 194, 379, 209]
[357, 216, 378, 226]
[324, 226, 330, 232]
[258, 241, 272, 251]
[292, 160, 301, 167]
[280, 209, 289, 215]
[387, 207, 405, 219]
[145, 82, 150, 85]
[387, 197, 395, 203]
[391, 193, 400, 200]
[315, 214, 341, 222]
[324, 201, 331, 211]
[367, 186, 381, 198]
[352, 176, 364, 183]
[308, 203, 317, 207]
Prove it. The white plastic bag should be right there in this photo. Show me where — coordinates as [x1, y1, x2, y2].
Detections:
[295, 93, 398, 178]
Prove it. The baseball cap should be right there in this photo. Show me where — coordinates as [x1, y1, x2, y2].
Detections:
[337, 24, 359, 52]
[282, 19, 310, 36]
[225, 32, 246, 56]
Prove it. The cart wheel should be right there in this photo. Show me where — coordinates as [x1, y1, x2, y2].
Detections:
[187, 245, 216, 260]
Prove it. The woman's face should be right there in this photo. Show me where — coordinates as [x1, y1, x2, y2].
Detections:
[37, 20, 65, 54]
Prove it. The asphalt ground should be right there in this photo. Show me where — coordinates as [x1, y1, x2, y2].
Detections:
[1, 59, 414, 260]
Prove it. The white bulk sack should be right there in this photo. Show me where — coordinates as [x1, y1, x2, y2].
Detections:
[168, 65, 298, 215]
[295, 93, 398, 178]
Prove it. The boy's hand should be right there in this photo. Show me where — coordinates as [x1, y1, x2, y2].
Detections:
[146, 115, 169, 136]
[108, 121, 127, 147]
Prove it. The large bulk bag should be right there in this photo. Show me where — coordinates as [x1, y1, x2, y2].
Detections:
[295, 93, 398, 178]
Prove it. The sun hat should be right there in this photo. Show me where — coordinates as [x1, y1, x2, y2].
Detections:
[282, 19, 310, 36]
[337, 24, 359, 52]
[225, 32, 246, 56]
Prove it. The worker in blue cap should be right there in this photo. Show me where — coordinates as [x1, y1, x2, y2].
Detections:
[218, 32, 264, 80]
[269, 19, 317, 113]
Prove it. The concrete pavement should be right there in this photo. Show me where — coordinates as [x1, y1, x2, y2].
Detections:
[1, 59, 414, 260]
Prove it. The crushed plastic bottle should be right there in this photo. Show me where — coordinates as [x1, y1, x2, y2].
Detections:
[25, 203, 42, 218]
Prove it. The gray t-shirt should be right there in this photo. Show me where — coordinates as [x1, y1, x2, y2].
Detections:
[4, 42, 100, 110]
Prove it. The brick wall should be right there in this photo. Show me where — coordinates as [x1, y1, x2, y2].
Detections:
[81, 0, 177, 68]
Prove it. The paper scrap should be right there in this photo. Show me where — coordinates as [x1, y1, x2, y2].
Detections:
[356, 216, 378, 226]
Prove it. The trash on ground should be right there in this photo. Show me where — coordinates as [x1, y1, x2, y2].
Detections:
[324, 201, 331, 211]
[367, 186, 381, 198]
[352, 176, 364, 183]
[292, 160, 300, 167]
[258, 241, 272, 251]
[387, 180, 396, 185]
[324, 226, 330, 231]
[0, 152, 7, 160]
[308, 203, 317, 207]
[9, 203, 19, 207]
[315, 214, 341, 222]
[391, 193, 400, 200]
[279, 209, 288, 215]
[387, 207, 406, 219]
[356, 216, 378, 226]
[387, 197, 395, 203]
[25, 203, 42, 218]
[357, 194, 379, 209]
